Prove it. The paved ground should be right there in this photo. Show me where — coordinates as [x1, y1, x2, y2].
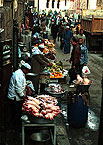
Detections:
[55, 39, 102, 145]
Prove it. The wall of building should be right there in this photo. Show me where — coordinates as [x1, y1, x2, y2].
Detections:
[33, 0, 74, 12]
[17, 1, 24, 38]
[74, 0, 87, 10]
[0, 0, 25, 41]
[0, 4, 13, 41]
[28, 0, 103, 11]
[97, 0, 103, 9]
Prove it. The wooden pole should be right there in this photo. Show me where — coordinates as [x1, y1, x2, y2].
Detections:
[87, 0, 89, 9]
[38, 0, 39, 25]
[91, 15, 94, 34]
[79, 0, 80, 10]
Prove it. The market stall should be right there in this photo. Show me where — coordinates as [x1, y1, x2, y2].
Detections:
[30, 34, 68, 95]
[20, 35, 69, 144]
[21, 95, 61, 145]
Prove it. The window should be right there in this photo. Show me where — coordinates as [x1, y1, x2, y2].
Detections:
[46, 0, 50, 8]
[52, 0, 55, 8]
[0, 0, 3, 7]
[57, 0, 60, 8]
[97, 0, 101, 6]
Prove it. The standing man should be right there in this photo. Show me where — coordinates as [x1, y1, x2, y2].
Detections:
[69, 37, 88, 86]
[51, 22, 58, 43]
[75, 28, 86, 45]
[31, 47, 50, 94]
[58, 24, 65, 50]
[8, 63, 31, 130]
[63, 26, 73, 54]
[78, 38, 88, 76]
[69, 38, 81, 85]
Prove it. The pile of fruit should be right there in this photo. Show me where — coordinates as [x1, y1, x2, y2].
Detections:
[47, 61, 64, 78]
[44, 39, 55, 48]
[50, 72, 63, 78]
[47, 61, 63, 72]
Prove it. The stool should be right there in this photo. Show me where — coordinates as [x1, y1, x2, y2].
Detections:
[22, 122, 56, 145]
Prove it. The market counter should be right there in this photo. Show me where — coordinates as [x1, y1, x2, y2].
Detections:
[22, 121, 56, 145]
[21, 113, 70, 145]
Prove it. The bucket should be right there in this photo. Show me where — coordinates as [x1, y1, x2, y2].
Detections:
[30, 131, 50, 145]
[68, 95, 88, 128]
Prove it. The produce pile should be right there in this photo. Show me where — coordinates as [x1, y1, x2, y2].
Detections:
[23, 95, 61, 120]
[44, 39, 55, 48]
[46, 61, 64, 78]
[50, 72, 63, 78]
[43, 46, 56, 55]
[43, 39, 56, 60]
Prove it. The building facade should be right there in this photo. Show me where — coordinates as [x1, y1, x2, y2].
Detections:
[26, 0, 103, 11]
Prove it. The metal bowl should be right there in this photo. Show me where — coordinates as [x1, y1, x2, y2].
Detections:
[76, 84, 91, 93]
[45, 87, 65, 94]
[30, 132, 50, 142]
[26, 73, 38, 77]
[26, 73, 38, 80]
[45, 82, 66, 97]
[73, 80, 92, 93]
[28, 114, 54, 124]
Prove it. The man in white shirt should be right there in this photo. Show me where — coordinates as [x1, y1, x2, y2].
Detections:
[8, 63, 31, 130]
[8, 63, 31, 101]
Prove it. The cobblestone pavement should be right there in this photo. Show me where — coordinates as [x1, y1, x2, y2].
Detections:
[55, 39, 102, 145]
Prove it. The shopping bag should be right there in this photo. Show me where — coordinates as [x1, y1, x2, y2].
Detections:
[82, 66, 91, 75]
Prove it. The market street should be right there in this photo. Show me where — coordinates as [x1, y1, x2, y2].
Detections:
[0, 1, 103, 145]
[0, 39, 102, 145]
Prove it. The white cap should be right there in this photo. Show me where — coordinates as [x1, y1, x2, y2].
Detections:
[22, 63, 31, 69]
[33, 35, 37, 38]
[66, 26, 70, 29]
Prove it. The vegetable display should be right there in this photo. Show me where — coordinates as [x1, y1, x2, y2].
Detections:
[45, 61, 64, 78]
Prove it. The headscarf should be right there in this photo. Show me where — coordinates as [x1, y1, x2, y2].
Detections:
[32, 47, 43, 55]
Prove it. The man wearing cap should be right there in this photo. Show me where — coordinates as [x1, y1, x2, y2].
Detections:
[8, 63, 31, 130]
[75, 29, 86, 45]
[63, 26, 73, 54]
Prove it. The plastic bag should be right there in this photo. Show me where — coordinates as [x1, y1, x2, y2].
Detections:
[82, 66, 91, 75]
